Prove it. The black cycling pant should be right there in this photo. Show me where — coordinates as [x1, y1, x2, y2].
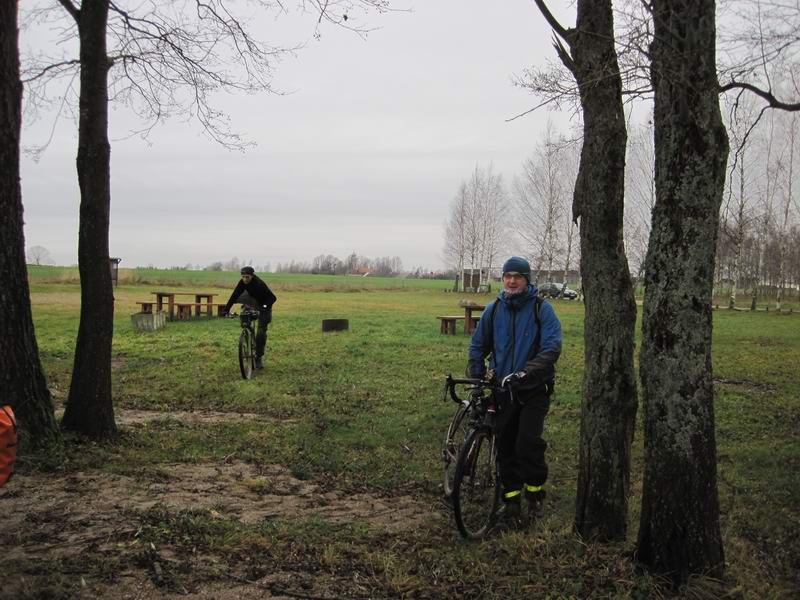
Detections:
[255, 309, 270, 358]
[495, 389, 550, 495]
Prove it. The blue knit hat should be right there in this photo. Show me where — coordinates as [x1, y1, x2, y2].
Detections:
[502, 256, 531, 282]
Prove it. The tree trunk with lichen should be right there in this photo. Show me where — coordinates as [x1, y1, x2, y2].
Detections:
[0, 0, 63, 456]
[637, 0, 727, 586]
[558, 0, 638, 542]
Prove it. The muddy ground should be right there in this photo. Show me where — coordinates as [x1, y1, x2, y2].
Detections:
[1, 409, 442, 599]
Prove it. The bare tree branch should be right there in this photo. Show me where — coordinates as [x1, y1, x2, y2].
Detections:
[22, 1, 398, 149]
[21, 59, 81, 84]
[532, 0, 571, 42]
[719, 80, 800, 111]
[56, 0, 79, 22]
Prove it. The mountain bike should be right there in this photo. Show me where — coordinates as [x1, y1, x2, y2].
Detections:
[443, 373, 520, 539]
[236, 306, 260, 380]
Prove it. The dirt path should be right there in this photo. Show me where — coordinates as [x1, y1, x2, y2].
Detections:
[1, 409, 440, 599]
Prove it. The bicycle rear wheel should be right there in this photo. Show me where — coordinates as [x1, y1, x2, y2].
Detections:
[443, 403, 470, 497]
[452, 428, 500, 539]
[238, 329, 254, 379]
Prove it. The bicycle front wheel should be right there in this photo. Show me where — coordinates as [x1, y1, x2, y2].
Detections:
[443, 403, 470, 497]
[238, 330, 254, 380]
[452, 428, 500, 539]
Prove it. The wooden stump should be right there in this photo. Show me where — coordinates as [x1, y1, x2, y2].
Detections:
[322, 319, 349, 332]
[131, 311, 167, 331]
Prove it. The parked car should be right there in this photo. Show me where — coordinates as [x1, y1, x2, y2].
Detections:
[537, 282, 578, 300]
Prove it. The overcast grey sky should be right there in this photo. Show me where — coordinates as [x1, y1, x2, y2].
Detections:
[20, 0, 576, 271]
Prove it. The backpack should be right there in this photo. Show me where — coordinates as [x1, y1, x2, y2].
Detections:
[1, 405, 18, 488]
[487, 295, 555, 391]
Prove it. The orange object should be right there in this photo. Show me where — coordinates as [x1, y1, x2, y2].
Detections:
[0, 405, 17, 487]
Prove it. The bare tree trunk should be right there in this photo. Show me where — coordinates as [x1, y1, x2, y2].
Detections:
[571, 1, 638, 542]
[535, 0, 638, 540]
[637, 0, 726, 586]
[0, 0, 63, 456]
[562, 222, 576, 292]
[776, 117, 795, 311]
[729, 155, 746, 309]
[61, 0, 117, 438]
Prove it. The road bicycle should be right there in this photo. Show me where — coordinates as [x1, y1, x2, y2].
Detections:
[235, 306, 260, 380]
[442, 373, 521, 539]
[441, 376, 474, 498]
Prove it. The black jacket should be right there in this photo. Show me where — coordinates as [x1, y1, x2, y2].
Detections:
[223, 275, 277, 314]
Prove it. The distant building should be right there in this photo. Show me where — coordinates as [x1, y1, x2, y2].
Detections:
[460, 267, 492, 292]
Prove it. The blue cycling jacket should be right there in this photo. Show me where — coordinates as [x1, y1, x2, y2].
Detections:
[468, 284, 562, 388]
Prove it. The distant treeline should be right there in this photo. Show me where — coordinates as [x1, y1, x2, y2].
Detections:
[184, 254, 456, 279]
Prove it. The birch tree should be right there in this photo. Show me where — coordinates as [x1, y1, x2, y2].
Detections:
[624, 120, 656, 283]
[443, 183, 470, 276]
[559, 132, 581, 292]
[721, 93, 759, 309]
[443, 164, 508, 280]
[775, 112, 798, 310]
[514, 123, 565, 282]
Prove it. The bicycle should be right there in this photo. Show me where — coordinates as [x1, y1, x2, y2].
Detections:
[441, 376, 473, 498]
[442, 372, 521, 539]
[233, 306, 260, 380]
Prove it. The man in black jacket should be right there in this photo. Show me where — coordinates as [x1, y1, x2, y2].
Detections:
[222, 266, 277, 369]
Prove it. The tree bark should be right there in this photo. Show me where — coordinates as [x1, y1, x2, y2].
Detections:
[61, 0, 117, 438]
[0, 0, 63, 455]
[637, 0, 727, 586]
[552, 1, 638, 541]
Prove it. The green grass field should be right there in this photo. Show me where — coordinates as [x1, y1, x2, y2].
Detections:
[4, 272, 799, 599]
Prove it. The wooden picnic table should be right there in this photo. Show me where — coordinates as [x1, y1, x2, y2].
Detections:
[458, 300, 486, 334]
[151, 291, 217, 320]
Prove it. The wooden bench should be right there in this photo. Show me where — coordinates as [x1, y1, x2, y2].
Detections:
[174, 302, 195, 320]
[437, 315, 481, 335]
[173, 302, 230, 319]
[136, 301, 157, 314]
[437, 316, 463, 335]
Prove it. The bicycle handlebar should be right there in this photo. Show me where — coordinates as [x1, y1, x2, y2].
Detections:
[442, 374, 496, 405]
[442, 372, 526, 406]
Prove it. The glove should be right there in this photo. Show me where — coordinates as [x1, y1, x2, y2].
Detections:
[466, 362, 484, 379]
[501, 371, 527, 388]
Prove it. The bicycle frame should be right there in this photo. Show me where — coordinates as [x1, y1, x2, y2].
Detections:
[237, 306, 259, 379]
[443, 374, 517, 539]
[239, 306, 260, 331]
[443, 375, 501, 430]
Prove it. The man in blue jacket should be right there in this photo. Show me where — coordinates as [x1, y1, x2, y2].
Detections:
[468, 256, 562, 528]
